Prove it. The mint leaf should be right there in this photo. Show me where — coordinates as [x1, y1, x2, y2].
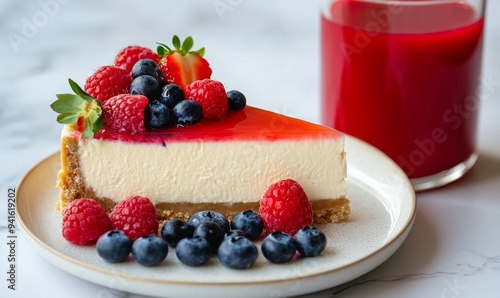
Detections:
[193, 47, 205, 57]
[82, 117, 94, 139]
[156, 43, 171, 57]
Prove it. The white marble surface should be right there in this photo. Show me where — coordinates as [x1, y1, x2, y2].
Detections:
[1, 0, 499, 297]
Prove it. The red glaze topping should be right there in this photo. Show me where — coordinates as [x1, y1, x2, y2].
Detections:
[93, 106, 342, 144]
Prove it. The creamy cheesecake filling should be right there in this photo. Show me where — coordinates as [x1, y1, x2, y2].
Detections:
[75, 132, 347, 205]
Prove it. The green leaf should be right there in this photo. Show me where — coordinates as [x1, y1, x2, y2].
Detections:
[193, 47, 205, 57]
[51, 94, 86, 113]
[82, 117, 94, 139]
[68, 78, 95, 102]
[57, 112, 80, 124]
[156, 43, 171, 56]
[181, 36, 194, 55]
[92, 115, 103, 135]
[172, 35, 181, 51]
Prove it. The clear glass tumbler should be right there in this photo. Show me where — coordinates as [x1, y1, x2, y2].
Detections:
[321, 0, 486, 191]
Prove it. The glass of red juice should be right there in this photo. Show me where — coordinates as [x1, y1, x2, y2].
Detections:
[321, 0, 486, 190]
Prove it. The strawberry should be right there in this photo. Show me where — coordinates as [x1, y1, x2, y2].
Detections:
[114, 45, 160, 73]
[84, 65, 132, 103]
[102, 94, 148, 134]
[157, 35, 212, 91]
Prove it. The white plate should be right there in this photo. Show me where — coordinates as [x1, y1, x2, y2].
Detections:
[16, 135, 415, 298]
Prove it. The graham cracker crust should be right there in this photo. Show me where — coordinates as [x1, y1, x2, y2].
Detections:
[56, 136, 350, 223]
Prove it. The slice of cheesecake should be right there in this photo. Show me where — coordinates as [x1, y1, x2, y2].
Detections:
[56, 106, 349, 223]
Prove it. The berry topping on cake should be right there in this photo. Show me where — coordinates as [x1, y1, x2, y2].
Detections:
[62, 198, 112, 245]
[96, 230, 133, 263]
[193, 221, 224, 254]
[114, 45, 160, 73]
[227, 90, 247, 111]
[157, 35, 212, 91]
[185, 79, 228, 120]
[130, 75, 161, 102]
[131, 59, 164, 84]
[145, 101, 173, 129]
[51, 79, 103, 139]
[172, 100, 203, 125]
[131, 234, 168, 266]
[84, 65, 132, 103]
[109, 195, 158, 241]
[160, 84, 185, 108]
[259, 179, 314, 236]
[101, 94, 148, 134]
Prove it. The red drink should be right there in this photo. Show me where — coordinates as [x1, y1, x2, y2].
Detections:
[321, 0, 485, 180]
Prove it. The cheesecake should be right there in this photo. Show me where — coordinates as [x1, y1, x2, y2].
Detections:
[56, 106, 349, 223]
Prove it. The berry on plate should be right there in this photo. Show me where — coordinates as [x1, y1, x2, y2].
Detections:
[218, 236, 258, 269]
[102, 94, 149, 134]
[51, 79, 103, 139]
[294, 226, 327, 257]
[132, 234, 168, 266]
[185, 79, 228, 120]
[109, 195, 158, 242]
[96, 230, 132, 263]
[259, 179, 313, 236]
[160, 219, 194, 248]
[157, 35, 212, 91]
[193, 221, 224, 254]
[62, 198, 111, 245]
[188, 210, 230, 235]
[175, 236, 212, 267]
[114, 45, 160, 73]
[84, 65, 132, 103]
[261, 232, 297, 264]
[230, 210, 263, 241]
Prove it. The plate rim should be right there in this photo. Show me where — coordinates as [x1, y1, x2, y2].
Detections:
[15, 135, 416, 289]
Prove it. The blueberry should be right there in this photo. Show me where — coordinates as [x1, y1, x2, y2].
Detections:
[160, 84, 185, 108]
[130, 75, 161, 102]
[294, 226, 327, 257]
[172, 100, 203, 125]
[225, 229, 246, 239]
[227, 90, 246, 111]
[96, 230, 132, 263]
[193, 221, 224, 254]
[161, 219, 194, 248]
[145, 101, 173, 128]
[131, 59, 163, 84]
[261, 232, 297, 264]
[218, 236, 258, 269]
[230, 210, 263, 241]
[131, 234, 168, 266]
[188, 210, 230, 235]
[175, 236, 212, 266]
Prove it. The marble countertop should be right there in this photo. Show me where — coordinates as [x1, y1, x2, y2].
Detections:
[1, 0, 499, 297]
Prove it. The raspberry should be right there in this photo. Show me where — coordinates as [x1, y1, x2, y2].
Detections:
[185, 79, 228, 120]
[62, 198, 112, 245]
[84, 66, 132, 103]
[114, 45, 160, 73]
[259, 179, 313, 236]
[102, 94, 148, 134]
[110, 196, 158, 242]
